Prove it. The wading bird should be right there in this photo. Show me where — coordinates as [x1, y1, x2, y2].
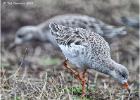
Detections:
[49, 23, 130, 97]
[10, 14, 126, 49]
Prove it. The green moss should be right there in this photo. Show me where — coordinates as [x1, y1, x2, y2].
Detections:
[40, 57, 60, 66]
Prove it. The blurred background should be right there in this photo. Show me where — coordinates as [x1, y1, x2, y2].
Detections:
[1, 0, 139, 100]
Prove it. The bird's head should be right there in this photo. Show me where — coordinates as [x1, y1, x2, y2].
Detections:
[9, 26, 39, 49]
[109, 63, 130, 92]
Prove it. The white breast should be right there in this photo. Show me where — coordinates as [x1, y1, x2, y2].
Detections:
[59, 43, 86, 68]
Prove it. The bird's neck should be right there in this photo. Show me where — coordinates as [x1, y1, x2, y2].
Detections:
[36, 25, 59, 48]
[103, 58, 121, 76]
[92, 58, 118, 76]
[33, 26, 47, 42]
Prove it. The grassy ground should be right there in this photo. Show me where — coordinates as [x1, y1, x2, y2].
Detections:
[1, 0, 139, 100]
[1, 45, 139, 100]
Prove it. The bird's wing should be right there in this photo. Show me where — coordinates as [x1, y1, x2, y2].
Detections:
[38, 14, 127, 42]
[50, 14, 127, 38]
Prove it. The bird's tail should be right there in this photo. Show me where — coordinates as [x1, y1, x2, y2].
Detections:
[101, 26, 127, 38]
[121, 16, 139, 29]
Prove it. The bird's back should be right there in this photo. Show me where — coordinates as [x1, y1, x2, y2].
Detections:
[39, 14, 126, 39]
[49, 23, 111, 68]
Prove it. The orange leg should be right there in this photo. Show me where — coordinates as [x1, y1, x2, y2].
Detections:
[63, 60, 87, 97]
[81, 69, 87, 97]
[63, 60, 79, 77]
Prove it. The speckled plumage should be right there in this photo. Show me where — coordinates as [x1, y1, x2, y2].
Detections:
[12, 14, 127, 49]
[49, 23, 129, 85]
[50, 23, 111, 70]
[43, 14, 126, 37]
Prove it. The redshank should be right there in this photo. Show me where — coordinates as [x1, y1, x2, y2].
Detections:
[10, 14, 126, 49]
[49, 23, 130, 97]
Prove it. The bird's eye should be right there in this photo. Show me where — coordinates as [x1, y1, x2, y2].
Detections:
[17, 34, 24, 38]
[121, 73, 126, 79]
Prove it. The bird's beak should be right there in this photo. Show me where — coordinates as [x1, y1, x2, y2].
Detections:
[122, 82, 130, 93]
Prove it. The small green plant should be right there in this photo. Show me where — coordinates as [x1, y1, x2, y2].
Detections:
[0, 63, 10, 68]
[12, 96, 21, 100]
[64, 84, 96, 99]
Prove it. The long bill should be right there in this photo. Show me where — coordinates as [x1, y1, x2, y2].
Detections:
[122, 82, 130, 93]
